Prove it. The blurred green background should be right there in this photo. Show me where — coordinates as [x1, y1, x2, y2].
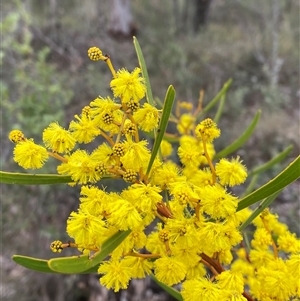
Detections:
[1, 0, 299, 300]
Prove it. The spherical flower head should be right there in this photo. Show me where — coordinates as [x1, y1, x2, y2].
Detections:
[133, 103, 160, 132]
[251, 228, 272, 250]
[90, 96, 121, 117]
[57, 149, 103, 184]
[277, 231, 300, 253]
[169, 181, 199, 208]
[165, 217, 200, 248]
[198, 222, 242, 254]
[67, 209, 105, 248]
[122, 256, 153, 278]
[185, 167, 213, 187]
[91, 143, 115, 166]
[254, 259, 295, 300]
[172, 244, 201, 267]
[13, 139, 49, 169]
[151, 161, 181, 189]
[87, 46, 104, 61]
[106, 197, 143, 230]
[69, 114, 100, 144]
[79, 185, 109, 216]
[215, 156, 247, 187]
[43, 122, 76, 153]
[98, 259, 132, 292]
[154, 256, 187, 286]
[178, 141, 206, 167]
[200, 185, 238, 219]
[195, 118, 220, 142]
[249, 249, 274, 268]
[9, 130, 26, 143]
[216, 270, 244, 293]
[110, 67, 146, 104]
[181, 278, 222, 301]
[89, 96, 122, 134]
[128, 183, 162, 215]
[120, 140, 150, 172]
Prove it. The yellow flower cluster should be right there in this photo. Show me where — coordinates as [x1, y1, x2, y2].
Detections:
[8, 46, 299, 301]
[232, 210, 300, 301]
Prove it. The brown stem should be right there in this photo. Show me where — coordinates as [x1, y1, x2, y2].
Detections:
[242, 291, 255, 301]
[200, 253, 224, 274]
[200, 258, 219, 276]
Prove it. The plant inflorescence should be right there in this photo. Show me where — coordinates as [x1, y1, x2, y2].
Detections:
[6, 40, 300, 301]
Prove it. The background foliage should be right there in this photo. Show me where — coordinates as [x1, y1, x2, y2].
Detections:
[1, 0, 299, 300]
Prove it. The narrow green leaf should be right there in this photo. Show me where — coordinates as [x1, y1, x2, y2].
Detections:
[150, 275, 183, 301]
[48, 230, 131, 273]
[48, 254, 96, 274]
[215, 110, 261, 159]
[237, 156, 300, 211]
[239, 190, 283, 231]
[213, 94, 226, 123]
[133, 36, 154, 106]
[12, 255, 99, 274]
[0, 171, 72, 185]
[197, 78, 232, 118]
[249, 145, 293, 176]
[146, 85, 176, 176]
[155, 96, 177, 121]
[12, 255, 55, 273]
